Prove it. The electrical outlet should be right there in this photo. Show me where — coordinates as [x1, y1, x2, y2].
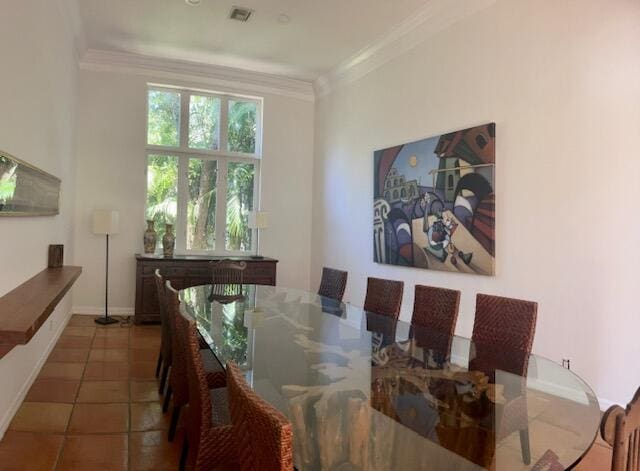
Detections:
[562, 358, 571, 370]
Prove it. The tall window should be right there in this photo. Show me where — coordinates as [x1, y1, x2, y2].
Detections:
[145, 86, 262, 254]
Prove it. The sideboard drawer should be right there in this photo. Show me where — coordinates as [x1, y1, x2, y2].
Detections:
[184, 266, 210, 278]
[248, 263, 277, 277]
[141, 264, 185, 277]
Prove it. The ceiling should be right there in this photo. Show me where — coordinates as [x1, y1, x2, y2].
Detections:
[76, 0, 431, 81]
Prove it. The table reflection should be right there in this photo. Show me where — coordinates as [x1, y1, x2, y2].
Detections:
[179, 284, 600, 470]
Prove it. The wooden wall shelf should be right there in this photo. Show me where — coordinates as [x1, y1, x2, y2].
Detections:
[0, 266, 82, 359]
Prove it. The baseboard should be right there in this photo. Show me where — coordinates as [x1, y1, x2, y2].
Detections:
[0, 309, 72, 439]
[72, 306, 134, 316]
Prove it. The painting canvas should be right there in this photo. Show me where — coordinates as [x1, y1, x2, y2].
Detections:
[373, 123, 495, 276]
[0, 151, 60, 216]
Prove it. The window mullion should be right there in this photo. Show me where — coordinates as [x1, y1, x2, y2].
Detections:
[177, 92, 189, 254]
[179, 92, 190, 149]
[176, 155, 189, 254]
[216, 159, 228, 252]
[255, 99, 263, 157]
[251, 159, 261, 253]
[220, 96, 229, 154]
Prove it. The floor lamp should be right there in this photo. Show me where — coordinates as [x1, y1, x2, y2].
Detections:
[93, 210, 120, 325]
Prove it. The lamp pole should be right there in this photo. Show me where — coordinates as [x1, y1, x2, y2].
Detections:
[95, 231, 118, 325]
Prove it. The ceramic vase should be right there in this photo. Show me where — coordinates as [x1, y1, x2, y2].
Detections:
[162, 223, 175, 258]
[143, 220, 157, 254]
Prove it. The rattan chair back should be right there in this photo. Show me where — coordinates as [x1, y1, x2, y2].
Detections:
[227, 361, 294, 471]
[166, 282, 190, 408]
[411, 284, 460, 333]
[317, 267, 348, 302]
[363, 277, 404, 319]
[210, 260, 247, 302]
[154, 270, 172, 364]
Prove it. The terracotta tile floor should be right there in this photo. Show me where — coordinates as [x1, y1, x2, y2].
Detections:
[0, 315, 183, 471]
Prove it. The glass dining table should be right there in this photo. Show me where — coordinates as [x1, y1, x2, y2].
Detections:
[179, 284, 600, 471]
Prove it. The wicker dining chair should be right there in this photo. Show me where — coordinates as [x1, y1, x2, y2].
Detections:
[471, 293, 538, 466]
[317, 267, 348, 302]
[154, 270, 172, 394]
[227, 361, 294, 471]
[595, 386, 640, 471]
[411, 284, 460, 333]
[363, 277, 404, 319]
[409, 285, 460, 367]
[210, 260, 247, 303]
[164, 282, 225, 442]
[470, 293, 538, 377]
[178, 309, 235, 471]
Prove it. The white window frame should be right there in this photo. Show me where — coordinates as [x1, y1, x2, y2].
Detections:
[145, 84, 263, 256]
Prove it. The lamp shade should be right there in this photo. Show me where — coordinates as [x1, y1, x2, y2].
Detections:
[93, 210, 119, 235]
[248, 211, 268, 230]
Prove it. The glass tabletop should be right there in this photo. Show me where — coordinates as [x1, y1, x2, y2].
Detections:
[179, 284, 600, 470]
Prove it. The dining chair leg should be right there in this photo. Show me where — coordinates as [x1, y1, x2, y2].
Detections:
[179, 436, 189, 471]
[155, 352, 163, 378]
[168, 404, 182, 442]
[162, 385, 173, 413]
[159, 363, 170, 394]
[519, 428, 531, 465]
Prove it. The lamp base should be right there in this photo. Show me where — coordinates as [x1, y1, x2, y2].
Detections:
[94, 316, 119, 326]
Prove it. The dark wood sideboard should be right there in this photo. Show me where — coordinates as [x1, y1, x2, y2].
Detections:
[134, 254, 278, 324]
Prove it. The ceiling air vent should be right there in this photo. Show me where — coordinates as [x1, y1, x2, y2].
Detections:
[229, 6, 253, 22]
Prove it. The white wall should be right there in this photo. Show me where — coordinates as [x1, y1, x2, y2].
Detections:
[311, 0, 640, 407]
[73, 69, 315, 312]
[0, 1, 79, 436]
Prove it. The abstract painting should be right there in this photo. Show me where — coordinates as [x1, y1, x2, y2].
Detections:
[373, 123, 495, 275]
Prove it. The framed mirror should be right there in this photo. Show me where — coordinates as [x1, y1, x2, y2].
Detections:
[0, 151, 61, 216]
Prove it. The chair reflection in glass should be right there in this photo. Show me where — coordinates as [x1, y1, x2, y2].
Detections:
[209, 260, 246, 304]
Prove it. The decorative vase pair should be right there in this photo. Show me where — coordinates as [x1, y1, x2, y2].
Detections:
[144, 220, 175, 257]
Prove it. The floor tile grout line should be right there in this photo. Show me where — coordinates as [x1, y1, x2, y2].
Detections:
[52, 317, 95, 471]
[1, 318, 165, 469]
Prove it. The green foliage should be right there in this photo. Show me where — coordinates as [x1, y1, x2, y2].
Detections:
[226, 162, 254, 251]
[189, 95, 220, 150]
[0, 178, 16, 204]
[146, 155, 178, 244]
[184, 288, 248, 366]
[228, 101, 257, 153]
[187, 159, 217, 250]
[221, 302, 248, 365]
[0, 156, 17, 204]
[147, 90, 180, 147]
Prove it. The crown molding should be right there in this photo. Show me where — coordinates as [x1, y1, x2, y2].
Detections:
[69, 0, 494, 101]
[314, 0, 496, 97]
[79, 49, 315, 102]
[54, 0, 87, 63]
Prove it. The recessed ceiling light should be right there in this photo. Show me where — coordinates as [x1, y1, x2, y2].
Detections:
[277, 13, 291, 24]
[229, 6, 253, 22]
[185, 0, 201, 6]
